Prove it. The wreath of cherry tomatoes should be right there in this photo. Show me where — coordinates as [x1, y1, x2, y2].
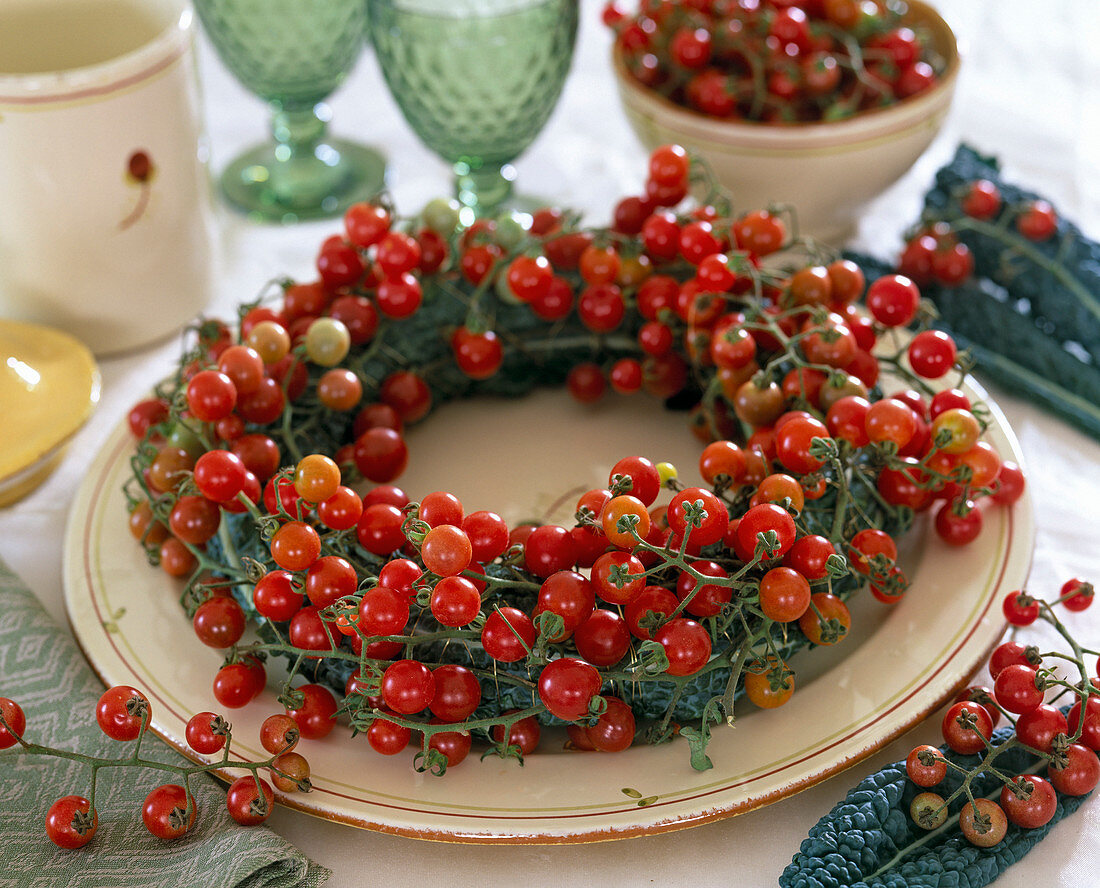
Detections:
[122, 144, 1023, 781]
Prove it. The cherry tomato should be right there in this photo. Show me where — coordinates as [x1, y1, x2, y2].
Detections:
[142, 784, 196, 840]
[186, 370, 237, 422]
[991, 460, 1027, 505]
[430, 664, 482, 722]
[430, 575, 482, 627]
[905, 744, 947, 787]
[743, 657, 794, 709]
[462, 510, 510, 563]
[159, 536, 198, 578]
[865, 398, 918, 449]
[192, 595, 246, 648]
[941, 700, 993, 754]
[752, 473, 805, 514]
[169, 495, 221, 546]
[907, 330, 957, 378]
[452, 327, 504, 379]
[535, 569, 596, 638]
[934, 499, 983, 546]
[345, 202, 390, 246]
[989, 640, 1038, 679]
[930, 407, 981, 454]
[676, 560, 730, 618]
[537, 657, 602, 720]
[758, 566, 811, 622]
[608, 455, 661, 506]
[1061, 577, 1095, 612]
[735, 503, 796, 561]
[353, 427, 409, 484]
[774, 415, 830, 474]
[866, 274, 920, 327]
[1016, 704, 1068, 752]
[421, 524, 474, 577]
[270, 751, 311, 792]
[993, 663, 1043, 714]
[1002, 590, 1039, 626]
[999, 775, 1057, 829]
[368, 714, 412, 755]
[961, 179, 1002, 219]
[573, 609, 631, 668]
[667, 486, 728, 547]
[357, 503, 407, 556]
[382, 660, 436, 715]
[45, 796, 98, 849]
[910, 791, 948, 830]
[0, 697, 26, 749]
[428, 721, 472, 768]
[587, 696, 636, 752]
[481, 606, 537, 662]
[591, 551, 646, 606]
[213, 658, 265, 709]
[380, 371, 432, 423]
[958, 798, 1007, 847]
[357, 585, 410, 637]
[733, 210, 785, 255]
[1048, 742, 1100, 795]
[506, 255, 553, 302]
[648, 144, 689, 186]
[1067, 695, 1100, 750]
[285, 683, 338, 740]
[625, 585, 679, 640]
[784, 536, 836, 582]
[733, 379, 785, 427]
[798, 592, 851, 646]
[96, 686, 149, 741]
[490, 711, 542, 756]
[128, 397, 170, 439]
[1017, 200, 1057, 240]
[655, 618, 712, 676]
[225, 776, 274, 825]
[524, 525, 578, 578]
[260, 713, 300, 755]
[253, 570, 304, 622]
[849, 528, 897, 577]
[288, 605, 335, 654]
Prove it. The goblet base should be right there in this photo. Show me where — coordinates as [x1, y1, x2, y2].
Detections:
[219, 137, 387, 223]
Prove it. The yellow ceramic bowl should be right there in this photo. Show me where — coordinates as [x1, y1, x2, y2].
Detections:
[613, 1, 959, 243]
[0, 320, 100, 506]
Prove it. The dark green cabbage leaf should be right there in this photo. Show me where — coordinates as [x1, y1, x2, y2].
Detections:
[779, 724, 1090, 888]
[905, 145, 1100, 440]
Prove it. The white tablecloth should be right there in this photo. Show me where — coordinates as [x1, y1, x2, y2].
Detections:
[3, 1, 1100, 885]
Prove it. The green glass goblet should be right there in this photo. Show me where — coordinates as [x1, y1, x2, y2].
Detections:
[367, 0, 579, 220]
[194, 0, 386, 222]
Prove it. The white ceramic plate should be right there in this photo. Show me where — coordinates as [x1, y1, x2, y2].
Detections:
[63, 383, 1032, 843]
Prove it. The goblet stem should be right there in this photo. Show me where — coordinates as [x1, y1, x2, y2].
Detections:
[266, 103, 339, 206]
[272, 105, 328, 158]
[454, 160, 516, 217]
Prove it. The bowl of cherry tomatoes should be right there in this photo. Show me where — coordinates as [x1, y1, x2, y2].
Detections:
[608, 0, 960, 242]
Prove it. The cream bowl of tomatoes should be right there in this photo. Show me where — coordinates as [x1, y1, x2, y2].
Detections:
[609, 0, 959, 243]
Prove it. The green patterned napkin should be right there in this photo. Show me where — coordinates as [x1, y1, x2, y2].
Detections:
[0, 557, 330, 888]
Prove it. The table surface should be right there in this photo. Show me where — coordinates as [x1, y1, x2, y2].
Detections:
[4, 1, 1100, 885]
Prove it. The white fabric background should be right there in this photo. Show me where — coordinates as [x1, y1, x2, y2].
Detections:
[2, 1, 1100, 885]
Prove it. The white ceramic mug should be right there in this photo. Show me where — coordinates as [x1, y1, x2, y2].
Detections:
[0, 0, 212, 356]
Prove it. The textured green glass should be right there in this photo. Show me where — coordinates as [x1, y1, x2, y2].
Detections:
[368, 0, 579, 216]
[195, 0, 387, 222]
